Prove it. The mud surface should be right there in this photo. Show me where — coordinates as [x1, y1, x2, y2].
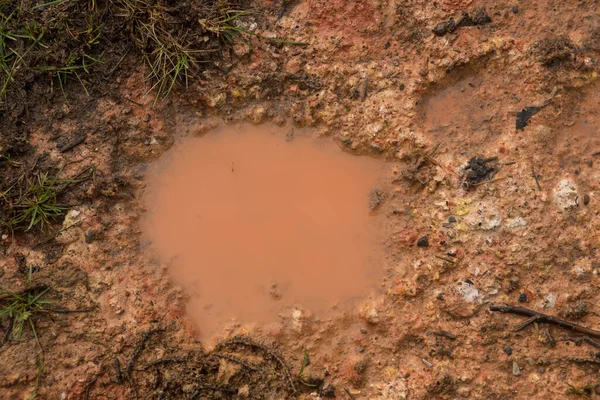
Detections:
[143, 125, 385, 339]
[2, 0, 600, 399]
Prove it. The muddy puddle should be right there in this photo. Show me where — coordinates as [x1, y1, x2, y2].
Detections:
[142, 124, 385, 338]
[421, 73, 511, 152]
[560, 82, 600, 154]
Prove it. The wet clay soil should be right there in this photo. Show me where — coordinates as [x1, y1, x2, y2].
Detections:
[143, 124, 385, 338]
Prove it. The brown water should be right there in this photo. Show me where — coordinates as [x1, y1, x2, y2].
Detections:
[142, 124, 385, 337]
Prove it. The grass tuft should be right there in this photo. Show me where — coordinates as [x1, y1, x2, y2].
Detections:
[7, 171, 72, 232]
[0, 286, 53, 345]
[138, 22, 205, 101]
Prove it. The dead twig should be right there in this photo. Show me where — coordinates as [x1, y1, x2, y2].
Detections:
[32, 220, 82, 249]
[434, 255, 457, 264]
[220, 336, 296, 392]
[583, 336, 600, 349]
[2, 317, 14, 345]
[569, 358, 600, 365]
[124, 96, 144, 107]
[490, 305, 600, 339]
[50, 308, 94, 314]
[114, 357, 122, 384]
[60, 134, 87, 153]
[359, 78, 368, 102]
[344, 387, 357, 399]
[422, 142, 459, 177]
[473, 176, 507, 187]
[213, 353, 262, 373]
[142, 357, 187, 370]
[433, 330, 457, 340]
[127, 327, 162, 399]
[531, 164, 542, 191]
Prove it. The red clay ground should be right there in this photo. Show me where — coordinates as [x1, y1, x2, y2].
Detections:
[2, 0, 600, 398]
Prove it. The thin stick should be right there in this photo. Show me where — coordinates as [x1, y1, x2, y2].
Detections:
[531, 164, 542, 191]
[220, 336, 295, 392]
[213, 353, 262, 373]
[60, 134, 87, 153]
[359, 78, 368, 102]
[142, 357, 187, 370]
[127, 327, 161, 399]
[344, 387, 357, 400]
[433, 330, 457, 340]
[473, 176, 507, 187]
[33, 220, 82, 249]
[124, 96, 144, 107]
[490, 305, 600, 338]
[114, 357, 122, 384]
[435, 255, 456, 264]
[50, 308, 94, 314]
[583, 336, 600, 349]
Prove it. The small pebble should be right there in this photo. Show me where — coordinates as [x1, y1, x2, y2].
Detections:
[584, 194, 590, 205]
[358, 346, 365, 353]
[512, 361, 521, 376]
[504, 347, 513, 356]
[538, 367, 545, 373]
[512, 5, 518, 13]
[85, 230, 96, 244]
[518, 293, 527, 303]
[417, 236, 429, 247]
[360, 328, 367, 334]
[448, 216, 457, 223]
[144, 114, 151, 122]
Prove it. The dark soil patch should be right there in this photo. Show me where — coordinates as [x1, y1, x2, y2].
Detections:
[463, 156, 498, 189]
[0, 0, 252, 159]
[532, 36, 577, 67]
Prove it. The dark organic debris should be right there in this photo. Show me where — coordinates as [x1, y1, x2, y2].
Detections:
[531, 164, 542, 190]
[463, 157, 498, 188]
[417, 236, 429, 247]
[322, 382, 336, 397]
[516, 106, 540, 130]
[532, 36, 577, 67]
[114, 357, 122, 384]
[432, 8, 491, 37]
[126, 327, 162, 399]
[360, 78, 369, 102]
[219, 336, 296, 393]
[213, 352, 262, 373]
[518, 293, 528, 303]
[344, 387, 357, 400]
[433, 330, 457, 340]
[59, 134, 87, 153]
[490, 305, 600, 340]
